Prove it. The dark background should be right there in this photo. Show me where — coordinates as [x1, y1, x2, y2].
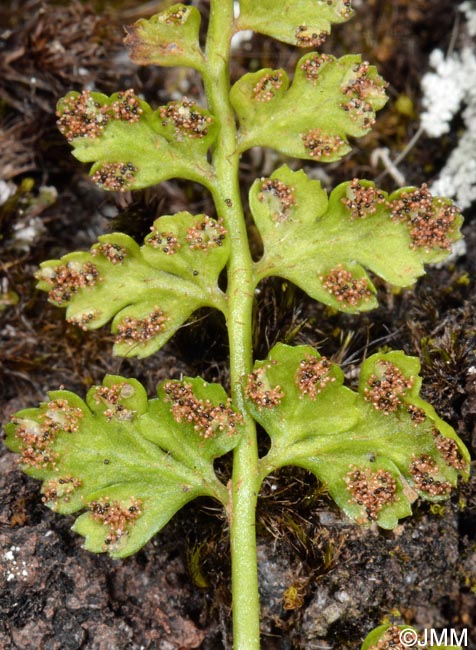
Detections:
[1, 1, 475, 648]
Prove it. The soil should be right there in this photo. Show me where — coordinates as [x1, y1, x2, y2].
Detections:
[1, 1, 475, 649]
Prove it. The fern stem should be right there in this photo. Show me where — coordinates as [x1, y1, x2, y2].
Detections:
[204, 2, 261, 648]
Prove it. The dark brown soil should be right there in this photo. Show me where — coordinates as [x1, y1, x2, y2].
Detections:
[1, 1, 475, 649]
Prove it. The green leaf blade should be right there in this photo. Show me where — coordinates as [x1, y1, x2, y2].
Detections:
[247, 345, 469, 529]
[72, 482, 199, 558]
[35, 214, 229, 358]
[252, 167, 463, 313]
[238, 0, 354, 47]
[142, 212, 230, 289]
[124, 4, 205, 71]
[57, 91, 216, 190]
[140, 376, 244, 474]
[302, 455, 414, 529]
[6, 375, 241, 557]
[231, 53, 387, 160]
[245, 343, 359, 449]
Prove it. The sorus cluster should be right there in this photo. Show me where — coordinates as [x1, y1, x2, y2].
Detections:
[42, 399, 84, 434]
[295, 355, 335, 399]
[315, 0, 354, 20]
[389, 184, 458, 251]
[252, 72, 284, 102]
[57, 90, 109, 141]
[406, 403, 426, 425]
[364, 361, 414, 414]
[432, 429, 466, 471]
[163, 381, 243, 438]
[42, 475, 82, 509]
[295, 24, 328, 48]
[91, 242, 127, 264]
[93, 383, 136, 421]
[13, 399, 84, 470]
[258, 177, 297, 221]
[341, 179, 386, 219]
[302, 128, 345, 159]
[162, 6, 187, 24]
[341, 95, 375, 129]
[320, 264, 372, 307]
[300, 53, 333, 84]
[146, 229, 181, 254]
[336, 0, 353, 19]
[185, 216, 227, 250]
[109, 89, 143, 123]
[115, 306, 167, 345]
[38, 261, 102, 305]
[57, 89, 143, 142]
[409, 454, 452, 496]
[89, 497, 143, 549]
[13, 419, 57, 470]
[244, 363, 285, 410]
[341, 62, 386, 127]
[67, 311, 98, 331]
[160, 98, 212, 139]
[345, 466, 397, 521]
[342, 61, 384, 101]
[91, 162, 137, 192]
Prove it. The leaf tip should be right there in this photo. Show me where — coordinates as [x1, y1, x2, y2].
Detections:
[91, 162, 138, 192]
[89, 382, 138, 421]
[91, 241, 128, 265]
[389, 184, 462, 253]
[124, 4, 202, 69]
[57, 90, 109, 142]
[163, 380, 243, 438]
[42, 475, 83, 511]
[363, 360, 415, 415]
[57, 89, 143, 143]
[88, 496, 144, 552]
[295, 354, 336, 399]
[302, 128, 349, 161]
[257, 176, 298, 222]
[37, 260, 103, 306]
[252, 70, 286, 102]
[300, 52, 334, 84]
[341, 179, 387, 220]
[409, 454, 454, 498]
[320, 265, 374, 309]
[295, 24, 329, 48]
[432, 428, 468, 473]
[10, 398, 85, 471]
[244, 362, 285, 410]
[185, 215, 227, 250]
[160, 98, 214, 141]
[114, 306, 168, 347]
[345, 465, 399, 523]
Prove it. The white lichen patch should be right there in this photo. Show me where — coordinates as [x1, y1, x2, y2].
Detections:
[421, 4, 476, 208]
[3, 546, 29, 583]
